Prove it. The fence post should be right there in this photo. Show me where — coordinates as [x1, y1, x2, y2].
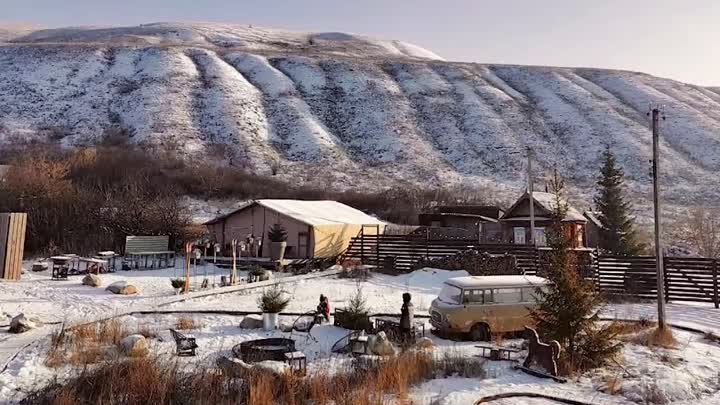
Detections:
[425, 228, 429, 260]
[375, 224, 380, 269]
[360, 227, 364, 265]
[713, 259, 719, 309]
[663, 257, 670, 303]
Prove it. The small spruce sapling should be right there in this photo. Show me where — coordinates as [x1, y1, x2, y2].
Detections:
[268, 223, 288, 242]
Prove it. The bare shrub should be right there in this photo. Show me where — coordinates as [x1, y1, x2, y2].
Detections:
[175, 316, 199, 330]
[632, 327, 677, 349]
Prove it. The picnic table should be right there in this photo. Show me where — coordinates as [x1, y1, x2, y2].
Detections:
[475, 344, 520, 361]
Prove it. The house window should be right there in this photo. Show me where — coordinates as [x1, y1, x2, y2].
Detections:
[535, 228, 547, 247]
[513, 227, 526, 244]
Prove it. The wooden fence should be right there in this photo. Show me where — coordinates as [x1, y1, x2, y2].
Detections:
[344, 232, 719, 307]
[597, 255, 718, 307]
[344, 233, 539, 274]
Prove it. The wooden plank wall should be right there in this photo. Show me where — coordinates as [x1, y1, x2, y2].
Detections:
[0, 213, 27, 281]
[344, 234, 538, 274]
[597, 255, 719, 307]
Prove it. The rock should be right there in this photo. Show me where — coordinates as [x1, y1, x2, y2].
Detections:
[279, 320, 294, 333]
[120, 334, 148, 356]
[414, 337, 434, 350]
[369, 331, 396, 356]
[82, 274, 102, 287]
[9, 313, 40, 333]
[254, 360, 290, 375]
[217, 356, 253, 378]
[105, 281, 138, 295]
[31, 262, 48, 272]
[239, 314, 263, 329]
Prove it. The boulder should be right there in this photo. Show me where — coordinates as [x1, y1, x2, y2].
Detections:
[120, 334, 148, 356]
[369, 331, 396, 356]
[82, 274, 102, 287]
[239, 314, 263, 329]
[31, 262, 49, 272]
[106, 281, 138, 295]
[9, 313, 40, 333]
[254, 360, 290, 375]
[414, 337, 434, 350]
[217, 356, 253, 379]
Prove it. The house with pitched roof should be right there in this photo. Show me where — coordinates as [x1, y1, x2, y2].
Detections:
[500, 192, 590, 248]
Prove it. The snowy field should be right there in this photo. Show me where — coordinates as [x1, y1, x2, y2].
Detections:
[2, 266, 720, 404]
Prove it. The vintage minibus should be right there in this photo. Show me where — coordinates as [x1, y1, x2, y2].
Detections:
[429, 275, 550, 341]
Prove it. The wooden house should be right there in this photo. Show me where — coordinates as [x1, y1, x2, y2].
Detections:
[418, 205, 504, 241]
[500, 192, 588, 248]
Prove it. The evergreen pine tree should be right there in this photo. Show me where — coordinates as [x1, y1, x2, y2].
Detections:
[594, 148, 643, 256]
[532, 168, 621, 374]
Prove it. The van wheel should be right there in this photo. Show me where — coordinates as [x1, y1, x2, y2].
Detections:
[469, 323, 490, 341]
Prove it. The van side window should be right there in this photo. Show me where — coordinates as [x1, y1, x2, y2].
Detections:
[483, 289, 494, 304]
[464, 289, 484, 303]
[521, 287, 536, 302]
[494, 288, 521, 304]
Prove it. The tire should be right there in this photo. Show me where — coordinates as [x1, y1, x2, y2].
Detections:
[468, 323, 490, 341]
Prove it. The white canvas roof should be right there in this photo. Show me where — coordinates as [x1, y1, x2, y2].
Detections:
[445, 275, 549, 289]
[256, 199, 385, 227]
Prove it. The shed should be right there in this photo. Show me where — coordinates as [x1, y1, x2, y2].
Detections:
[418, 205, 504, 241]
[204, 200, 385, 259]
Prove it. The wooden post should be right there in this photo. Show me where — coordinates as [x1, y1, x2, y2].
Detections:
[185, 244, 192, 293]
[231, 239, 238, 286]
[713, 259, 719, 309]
[360, 227, 364, 265]
[375, 224, 380, 268]
[663, 257, 670, 303]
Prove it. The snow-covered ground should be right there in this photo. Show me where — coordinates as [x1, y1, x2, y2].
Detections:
[3, 266, 720, 404]
[1, 23, 719, 214]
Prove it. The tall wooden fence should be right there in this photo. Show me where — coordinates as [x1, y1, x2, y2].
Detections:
[344, 233, 539, 274]
[344, 233, 719, 307]
[597, 255, 718, 307]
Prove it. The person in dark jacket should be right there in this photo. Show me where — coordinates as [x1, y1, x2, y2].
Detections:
[317, 294, 330, 323]
[400, 292, 414, 344]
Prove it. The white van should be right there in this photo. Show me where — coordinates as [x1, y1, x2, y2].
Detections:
[429, 275, 549, 341]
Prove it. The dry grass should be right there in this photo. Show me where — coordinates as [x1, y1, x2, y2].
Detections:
[632, 326, 677, 349]
[175, 316, 199, 330]
[607, 318, 656, 337]
[601, 375, 623, 395]
[44, 320, 129, 368]
[29, 349, 484, 405]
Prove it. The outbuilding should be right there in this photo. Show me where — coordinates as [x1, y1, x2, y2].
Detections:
[204, 200, 385, 259]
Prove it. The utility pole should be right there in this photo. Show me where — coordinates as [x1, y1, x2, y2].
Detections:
[650, 105, 666, 329]
[528, 147, 536, 246]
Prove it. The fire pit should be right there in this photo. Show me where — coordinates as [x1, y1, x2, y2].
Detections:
[232, 338, 296, 362]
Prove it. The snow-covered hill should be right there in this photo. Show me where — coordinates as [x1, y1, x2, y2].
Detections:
[1, 23, 718, 215]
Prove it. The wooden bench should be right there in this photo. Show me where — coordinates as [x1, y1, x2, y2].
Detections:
[125, 236, 176, 269]
[475, 344, 520, 361]
[169, 328, 198, 356]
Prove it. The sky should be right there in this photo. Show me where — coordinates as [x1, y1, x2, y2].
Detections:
[2, 0, 719, 86]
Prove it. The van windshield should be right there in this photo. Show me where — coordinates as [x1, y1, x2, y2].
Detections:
[438, 284, 462, 304]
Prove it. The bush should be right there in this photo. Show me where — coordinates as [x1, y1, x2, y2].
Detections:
[267, 223, 288, 242]
[170, 278, 186, 289]
[257, 284, 290, 313]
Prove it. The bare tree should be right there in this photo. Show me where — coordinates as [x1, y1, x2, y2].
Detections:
[671, 208, 720, 258]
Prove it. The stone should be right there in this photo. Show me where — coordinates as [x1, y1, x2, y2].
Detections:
[82, 274, 102, 287]
[106, 281, 138, 295]
[217, 356, 253, 379]
[31, 262, 48, 272]
[254, 360, 290, 375]
[120, 334, 148, 356]
[9, 313, 40, 333]
[414, 337, 434, 350]
[239, 314, 263, 329]
[369, 331, 396, 356]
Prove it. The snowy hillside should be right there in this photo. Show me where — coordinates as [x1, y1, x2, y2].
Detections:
[1, 23, 719, 214]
